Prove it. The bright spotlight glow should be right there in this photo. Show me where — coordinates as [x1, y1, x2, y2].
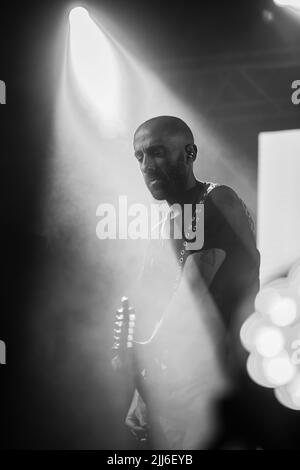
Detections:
[263, 351, 296, 386]
[255, 288, 281, 316]
[269, 297, 297, 326]
[254, 326, 285, 358]
[241, 260, 300, 410]
[288, 374, 300, 407]
[69, 6, 90, 24]
[69, 5, 122, 134]
[274, 0, 300, 8]
[246, 354, 274, 388]
[255, 288, 298, 326]
[240, 313, 264, 352]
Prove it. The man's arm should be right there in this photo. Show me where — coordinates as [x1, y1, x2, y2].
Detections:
[125, 389, 149, 441]
[204, 185, 260, 368]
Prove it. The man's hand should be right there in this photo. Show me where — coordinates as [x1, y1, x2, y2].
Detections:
[125, 389, 149, 442]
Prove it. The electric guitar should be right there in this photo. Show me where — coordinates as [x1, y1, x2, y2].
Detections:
[112, 296, 136, 372]
[111, 296, 152, 392]
[112, 296, 172, 448]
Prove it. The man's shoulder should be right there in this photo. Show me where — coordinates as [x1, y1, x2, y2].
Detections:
[202, 182, 256, 238]
[203, 183, 251, 218]
[203, 182, 240, 207]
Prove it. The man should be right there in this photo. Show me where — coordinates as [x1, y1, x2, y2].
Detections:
[122, 116, 260, 449]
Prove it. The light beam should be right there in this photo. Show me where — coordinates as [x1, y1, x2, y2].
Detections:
[274, 0, 300, 8]
[68, 6, 122, 134]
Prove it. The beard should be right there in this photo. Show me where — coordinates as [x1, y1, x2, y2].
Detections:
[144, 154, 188, 200]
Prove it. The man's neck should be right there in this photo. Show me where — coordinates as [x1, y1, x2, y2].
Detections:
[166, 178, 200, 206]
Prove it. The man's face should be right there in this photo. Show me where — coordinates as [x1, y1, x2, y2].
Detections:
[134, 127, 188, 200]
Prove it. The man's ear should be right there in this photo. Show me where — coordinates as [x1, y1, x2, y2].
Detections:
[185, 144, 197, 162]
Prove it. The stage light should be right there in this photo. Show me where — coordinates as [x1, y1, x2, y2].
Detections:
[241, 259, 300, 408]
[274, 0, 300, 6]
[269, 297, 297, 326]
[240, 313, 264, 352]
[254, 326, 285, 358]
[274, 0, 300, 10]
[255, 286, 298, 327]
[288, 374, 300, 407]
[247, 353, 274, 388]
[263, 351, 296, 386]
[69, 6, 90, 24]
[255, 288, 281, 317]
[68, 5, 122, 134]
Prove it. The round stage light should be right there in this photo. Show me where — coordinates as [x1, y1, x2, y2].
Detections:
[241, 259, 300, 409]
[263, 352, 296, 386]
[254, 326, 285, 358]
[255, 287, 298, 326]
[255, 288, 280, 316]
[69, 7, 90, 24]
[269, 297, 298, 327]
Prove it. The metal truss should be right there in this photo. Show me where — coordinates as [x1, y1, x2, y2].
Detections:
[154, 47, 300, 123]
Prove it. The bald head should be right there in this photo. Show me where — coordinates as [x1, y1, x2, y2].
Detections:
[133, 116, 197, 202]
[134, 116, 194, 147]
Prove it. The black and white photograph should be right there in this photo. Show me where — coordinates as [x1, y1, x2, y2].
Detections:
[1, 0, 300, 453]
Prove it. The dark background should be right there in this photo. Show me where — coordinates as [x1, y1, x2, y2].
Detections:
[1, 0, 300, 449]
